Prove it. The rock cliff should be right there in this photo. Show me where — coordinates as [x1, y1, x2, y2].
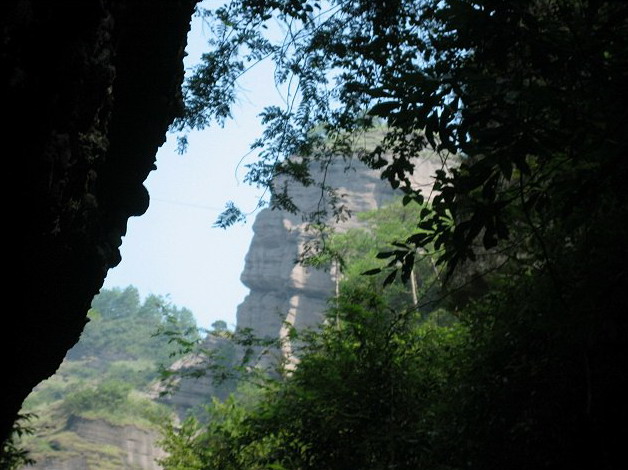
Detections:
[24, 416, 165, 470]
[165, 153, 442, 415]
[237, 155, 442, 342]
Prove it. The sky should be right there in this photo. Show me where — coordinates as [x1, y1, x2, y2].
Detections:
[103, 6, 282, 330]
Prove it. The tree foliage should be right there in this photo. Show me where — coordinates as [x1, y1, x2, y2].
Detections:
[62, 380, 133, 415]
[68, 286, 199, 368]
[0, 414, 36, 470]
[13, 287, 200, 466]
[159, 286, 467, 470]
[304, 196, 444, 313]
[177, 0, 628, 278]
[159, 208, 628, 469]
[162, 0, 628, 468]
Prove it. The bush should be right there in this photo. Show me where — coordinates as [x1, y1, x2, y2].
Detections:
[63, 380, 132, 415]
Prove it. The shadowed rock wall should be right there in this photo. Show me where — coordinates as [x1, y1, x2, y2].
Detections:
[1, 0, 198, 443]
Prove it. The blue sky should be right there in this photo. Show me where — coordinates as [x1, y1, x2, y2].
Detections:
[103, 5, 282, 330]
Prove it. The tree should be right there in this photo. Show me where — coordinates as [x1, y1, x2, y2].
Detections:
[175, 0, 627, 278]
[68, 287, 200, 367]
[91, 286, 141, 320]
[159, 286, 466, 470]
[304, 197, 443, 314]
[63, 380, 132, 415]
[0, 414, 36, 470]
[165, 1, 628, 468]
[211, 320, 229, 333]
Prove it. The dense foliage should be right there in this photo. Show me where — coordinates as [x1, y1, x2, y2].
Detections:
[178, 0, 627, 274]
[159, 201, 627, 469]
[162, 0, 628, 469]
[31, 285, 199, 409]
[304, 197, 446, 314]
[159, 245, 463, 470]
[67, 286, 199, 368]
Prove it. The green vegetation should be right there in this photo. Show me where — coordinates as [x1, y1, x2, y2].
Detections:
[69, 286, 198, 370]
[13, 286, 200, 467]
[159, 189, 627, 469]
[305, 197, 445, 314]
[159, 0, 628, 469]
[0, 415, 36, 470]
[158, 210, 467, 469]
[8, 1, 625, 467]
[178, 0, 627, 276]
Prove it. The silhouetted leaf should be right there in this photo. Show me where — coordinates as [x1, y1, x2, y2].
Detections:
[383, 270, 397, 287]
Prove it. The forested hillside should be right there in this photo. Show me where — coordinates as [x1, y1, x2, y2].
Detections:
[7, 287, 200, 470]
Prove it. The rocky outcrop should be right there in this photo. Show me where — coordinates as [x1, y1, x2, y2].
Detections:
[24, 416, 165, 470]
[163, 154, 442, 413]
[1, 0, 199, 443]
[237, 155, 442, 341]
[154, 334, 239, 419]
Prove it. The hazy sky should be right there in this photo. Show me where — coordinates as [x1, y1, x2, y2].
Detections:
[103, 5, 282, 330]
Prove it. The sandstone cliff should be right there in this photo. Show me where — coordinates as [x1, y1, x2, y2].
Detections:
[237, 155, 442, 342]
[164, 153, 443, 415]
[24, 416, 165, 470]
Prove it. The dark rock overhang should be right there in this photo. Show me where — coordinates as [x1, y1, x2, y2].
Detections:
[1, 0, 199, 443]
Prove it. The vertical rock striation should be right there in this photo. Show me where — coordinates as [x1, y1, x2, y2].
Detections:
[24, 416, 166, 470]
[236, 156, 442, 343]
[163, 154, 442, 415]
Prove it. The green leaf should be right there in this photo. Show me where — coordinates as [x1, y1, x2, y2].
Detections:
[361, 268, 382, 276]
[367, 101, 401, 116]
[383, 270, 397, 287]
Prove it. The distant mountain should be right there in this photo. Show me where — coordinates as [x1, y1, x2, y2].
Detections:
[17, 155, 441, 469]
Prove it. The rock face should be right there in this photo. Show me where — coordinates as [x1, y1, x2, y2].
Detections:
[1, 0, 199, 442]
[236, 156, 441, 342]
[24, 416, 165, 470]
[155, 334, 239, 419]
[164, 154, 442, 414]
